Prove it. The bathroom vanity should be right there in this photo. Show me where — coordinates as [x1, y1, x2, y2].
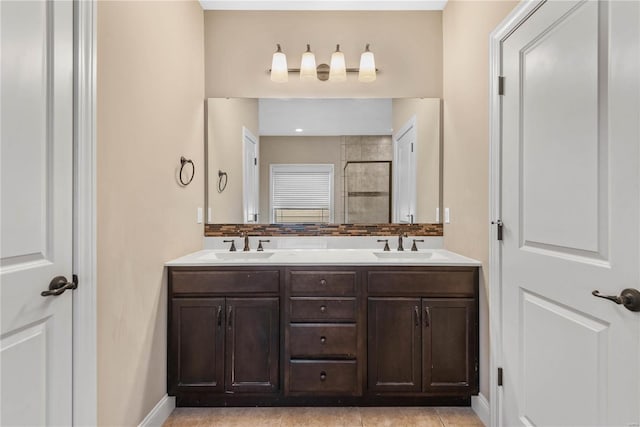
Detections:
[167, 249, 479, 407]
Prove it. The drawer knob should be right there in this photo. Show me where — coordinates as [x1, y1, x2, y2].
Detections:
[320, 305, 327, 313]
[320, 371, 327, 381]
[320, 336, 327, 344]
[319, 279, 327, 285]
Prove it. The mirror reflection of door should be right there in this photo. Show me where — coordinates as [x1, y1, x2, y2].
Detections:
[242, 127, 259, 223]
[344, 161, 392, 223]
[393, 116, 417, 223]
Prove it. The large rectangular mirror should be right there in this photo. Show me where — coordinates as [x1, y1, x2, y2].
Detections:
[206, 98, 441, 225]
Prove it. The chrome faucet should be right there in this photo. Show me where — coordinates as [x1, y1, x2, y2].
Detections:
[242, 233, 250, 252]
[397, 233, 407, 251]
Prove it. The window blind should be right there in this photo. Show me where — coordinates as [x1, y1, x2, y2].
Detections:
[271, 165, 333, 210]
[272, 172, 330, 209]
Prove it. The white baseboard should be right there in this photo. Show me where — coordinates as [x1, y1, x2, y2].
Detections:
[472, 393, 490, 427]
[138, 394, 175, 427]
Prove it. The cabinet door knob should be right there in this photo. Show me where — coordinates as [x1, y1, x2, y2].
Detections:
[319, 371, 327, 381]
[319, 279, 327, 286]
[320, 336, 327, 344]
[320, 305, 327, 313]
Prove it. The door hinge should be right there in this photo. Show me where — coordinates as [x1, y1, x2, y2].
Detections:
[254, 157, 257, 165]
[498, 367, 503, 386]
[492, 219, 503, 241]
[498, 76, 505, 95]
[411, 143, 414, 153]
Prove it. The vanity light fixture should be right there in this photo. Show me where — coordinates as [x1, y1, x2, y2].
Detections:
[270, 44, 288, 83]
[268, 43, 378, 83]
[358, 44, 376, 82]
[329, 44, 347, 82]
[299, 44, 317, 81]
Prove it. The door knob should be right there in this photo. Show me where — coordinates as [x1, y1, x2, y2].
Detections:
[592, 288, 640, 312]
[42, 275, 77, 297]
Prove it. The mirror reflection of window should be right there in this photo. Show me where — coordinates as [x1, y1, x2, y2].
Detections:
[270, 164, 334, 223]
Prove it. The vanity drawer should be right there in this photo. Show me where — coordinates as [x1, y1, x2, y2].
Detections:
[171, 270, 280, 295]
[289, 297, 356, 322]
[289, 360, 358, 394]
[289, 271, 357, 296]
[290, 324, 357, 358]
[367, 270, 476, 297]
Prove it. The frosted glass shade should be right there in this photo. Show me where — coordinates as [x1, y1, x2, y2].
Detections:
[358, 50, 376, 82]
[329, 45, 347, 82]
[300, 45, 317, 81]
[271, 45, 288, 83]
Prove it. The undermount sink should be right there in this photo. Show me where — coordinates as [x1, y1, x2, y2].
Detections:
[373, 251, 436, 259]
[199, 251, 275, 260]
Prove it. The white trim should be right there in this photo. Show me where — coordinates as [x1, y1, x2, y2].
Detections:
[488, 2, 544, 427]
[199, 0, 447, 11]
[138, 395, 176, 427]
[73, 0, 98, 425]
[472, 393, 491, 427]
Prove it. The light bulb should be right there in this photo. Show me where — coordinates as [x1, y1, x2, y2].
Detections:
[358, 44, 376, 83]
[270, 44, 288, 83]
[300, 44, 317, 81]
[329, 44, 347, 82]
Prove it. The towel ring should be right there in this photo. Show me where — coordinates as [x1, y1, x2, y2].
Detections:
[179, 156, 194, 186]
[217, 170, 228, 193]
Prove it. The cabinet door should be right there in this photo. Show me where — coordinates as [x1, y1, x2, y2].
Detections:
[169, 298, 225, 394]
[367, 298, 422, 392]
[423, 298, 477, 393]
[226, 297, 280, 393]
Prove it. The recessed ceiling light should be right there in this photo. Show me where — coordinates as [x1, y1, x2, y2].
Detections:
[295, 128, 303, 132]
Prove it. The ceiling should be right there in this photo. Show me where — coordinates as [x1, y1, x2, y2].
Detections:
[198, 1, 447, 11]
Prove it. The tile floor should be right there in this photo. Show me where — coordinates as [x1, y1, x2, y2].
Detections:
[163, 406, 484, 427]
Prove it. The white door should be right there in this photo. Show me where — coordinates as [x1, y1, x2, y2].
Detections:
[0, 0, 74, 425]
[393, 117, 416, 223]
[243, 127, 259, 223]
[500, 1, 640, 425]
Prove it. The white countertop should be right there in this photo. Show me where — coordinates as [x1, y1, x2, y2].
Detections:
[165, 248, 481, 267]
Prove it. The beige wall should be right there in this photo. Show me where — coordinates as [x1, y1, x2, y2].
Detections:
[207, 98, 259, 223]
[442, 0, 518, 400]
[204, 11, 442, 98]
[393, 98, 441, 223]
[259, 136, 343, 222]
[96, 1, 204, 425]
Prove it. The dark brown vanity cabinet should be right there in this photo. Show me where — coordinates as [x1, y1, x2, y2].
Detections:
[367, 298, 423, 392]
[168, 269, 280, 401]
[168, 265, 478, 406]
[284, 269, 362, 397]
[367, 269, 479, 397]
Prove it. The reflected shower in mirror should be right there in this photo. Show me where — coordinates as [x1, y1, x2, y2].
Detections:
[206, 98, 441, 225]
